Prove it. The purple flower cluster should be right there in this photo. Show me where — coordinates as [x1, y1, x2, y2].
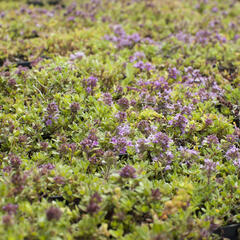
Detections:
[70, 51, 85, 61]
[195, 29, 227, 45]
[80, 130, 99, 152]
[111, 137, 132, 154]
[117, 97, 129, 110]
[169, 114, 188, 132]
[120, 165, 136, 178]
[115, 111, 127, 122]
[137, 120, 151, 135]
[204, 158, 219, 172]
[59, 143, 77, 154]
[168, 67, 180, 80]
[104, 25, 141, 49]
[46, 206, 62, 221]
[151, 188, 161, 200]
[129, 51, 146, 62]
[226, 146, 239, 160]
[134, 61, 154, 71]
[2, 204, 18, 215]
[83, 76, 98, 94]
[117, 124, 131, 136]
[70, 102, 80, 114]
[86, 192, 102, 215]
[179, 147, 199, 166]
[47, 101, 59, 114]
[38, 163, 55, 170]
[103, 93, 113, 106]
[38, 163, 55, 175]
[44, 102, 59, 126]
[135, 138, 148, 154]
[150, 132, 171, 152]
[9, 154, 22, 169]
[202, 135, 219, 147]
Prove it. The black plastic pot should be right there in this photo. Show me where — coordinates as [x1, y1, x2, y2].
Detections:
[16, 61, 32, 69]
[27, 0, 44, 6]
[48, 0, 61, 5]
[213, 224, 240, 240]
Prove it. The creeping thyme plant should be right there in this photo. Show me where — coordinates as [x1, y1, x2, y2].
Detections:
[0, 0, 240, 239]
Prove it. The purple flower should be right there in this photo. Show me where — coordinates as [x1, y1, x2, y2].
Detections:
[233, 159, 240, 168]
[117, 97, 129, 110]
[19, 135, 28, 143]
[86, 192, 102, 215]
[68, 143, 77, 152]
[137, 120, 151, 135]
[111, 137, 132, 154]
[145, 62, 154, 71]
[70, 102, 80, 113]
[129, 51, 145, 62]
[105, 27, 142, 49]
[115, 85, 123, 94]
[195, 30, 212, 45]
[113, 25, 126, 36]
[45, 118, 53, 126]
[134, 61, 145, 71]
[83, 76, 98, 94]
[130, 99, 136, 106]
[226, 134, 237, 144]
[2, 215, 13, 226]
[46, 207, 62, 221]
[70, 51, 85, 61]
[120, 165, 136, 178]
[38, 163, 55, 170]
[8, 78, 16, 87]
[9, 154, 22, 169]
[168, 67, 180, 80]
[134, 61, 154, 71]
[151, 188, 161, 200]
[47, 102, 59, 115]
[54, 176, 65, 185]
[153, 77, 169, 91]
[3, 166, 12, 173]
[204, 158, 219, 172]
[211, 7, 218, 13]
[166, 151, 174, 160]
[44, 102, 59, 126]
[164, 165, 171, 171]
[59, 143, 69, 154]
[115, 111, 127, 122]
[205, 118, 213, 126]
[135, 138, 148, 153]
[233, 34, 240, 41]
[179, 147, 199, 159]
[81, 131, 98, 152]
[117, 124, 131, 136]
[175, 32, 194, 43]
[151, 132, 171, 151]
[215, 33, 226, 43]
[2, 204, 18, 215]
[180, 105, 193, 116]
[226, 146, 240, 160]
[128, 33, 141, 43]
[15, 66, 29, 75]
[203, 135, 219, 146]
[169, 114, 188, 132]
[103, 93, 113, 106]
[67, 16, 75, 22]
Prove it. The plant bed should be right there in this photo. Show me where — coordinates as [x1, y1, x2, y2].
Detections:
[0, 0, 240, 239]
